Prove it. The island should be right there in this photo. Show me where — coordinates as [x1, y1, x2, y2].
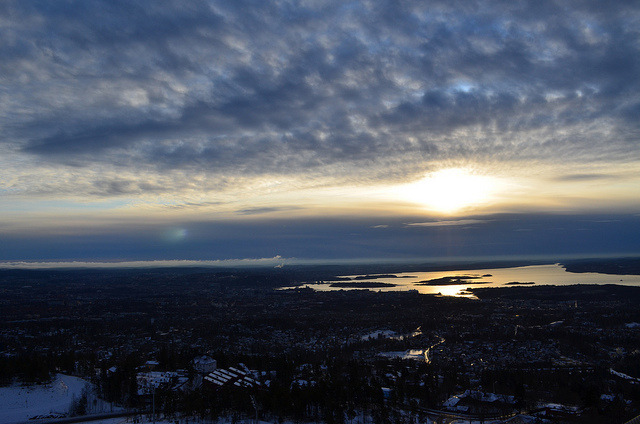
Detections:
[415, 275, 487, 286]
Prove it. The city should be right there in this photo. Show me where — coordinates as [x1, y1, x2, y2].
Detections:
[1, 265, 639, 423]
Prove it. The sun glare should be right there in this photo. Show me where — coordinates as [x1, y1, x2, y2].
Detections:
[398, 168, 499, 213]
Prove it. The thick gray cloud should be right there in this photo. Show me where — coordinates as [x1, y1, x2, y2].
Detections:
[553, 173, 618, 182]
[236, 206, 302, 215]
[1, 0, 639, 187]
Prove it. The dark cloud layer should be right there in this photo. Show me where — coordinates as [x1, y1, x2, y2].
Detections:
[1, 213, 638, 262]
[2, 0, 639, 181]
[236, 206, 302, 215]
[553, 173, 618, 182]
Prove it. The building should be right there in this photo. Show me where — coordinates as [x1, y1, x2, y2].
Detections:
[193, 355, 217, 374]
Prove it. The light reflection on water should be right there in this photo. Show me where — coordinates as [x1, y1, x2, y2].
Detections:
[290, 264, 640, 297]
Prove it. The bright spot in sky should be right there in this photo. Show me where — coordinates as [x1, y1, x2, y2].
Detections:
[163, 228, 188, 242]
[398, 168, 500, 213]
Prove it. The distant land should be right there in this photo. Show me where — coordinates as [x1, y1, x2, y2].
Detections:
[562, 257, 640, 275]
[0, 257, 639, 289]
[329, 282, 397, 288]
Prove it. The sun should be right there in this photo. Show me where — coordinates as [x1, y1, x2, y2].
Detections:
[398, 168, 499, 213]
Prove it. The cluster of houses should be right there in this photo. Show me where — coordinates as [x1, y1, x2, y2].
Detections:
[136, 355, 260, 397]
[442, 389, 516, 414]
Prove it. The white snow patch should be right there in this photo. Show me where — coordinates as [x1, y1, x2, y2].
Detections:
[610, 368, 640, 383]
[361, 330, 397, 340]
[0, 374, 88, 423]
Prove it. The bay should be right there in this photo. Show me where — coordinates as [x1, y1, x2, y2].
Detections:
[288, 263, 640, 297]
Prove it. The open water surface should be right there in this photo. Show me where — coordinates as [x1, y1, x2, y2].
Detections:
[287, 264, 640, 297]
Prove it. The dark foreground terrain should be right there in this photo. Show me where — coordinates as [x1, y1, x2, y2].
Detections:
[1, 259, 640, 423]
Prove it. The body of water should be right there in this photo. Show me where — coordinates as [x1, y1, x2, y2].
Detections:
[288, 264, 640, 297]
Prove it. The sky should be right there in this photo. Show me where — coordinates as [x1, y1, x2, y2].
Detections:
[1, 0, 639, 265]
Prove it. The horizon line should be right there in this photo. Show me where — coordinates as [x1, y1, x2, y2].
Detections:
[1, 253, 639, 270]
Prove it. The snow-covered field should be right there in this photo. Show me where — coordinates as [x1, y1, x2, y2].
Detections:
[0, 374, 91, 423]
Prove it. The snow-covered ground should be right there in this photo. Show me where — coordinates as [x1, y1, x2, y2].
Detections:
[360, 330, 397, 340]
[360, 328, 423, 342]
[610, 368, 640, 383]
[378, 349, 426, 361]
[0, 374, 119, 424]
